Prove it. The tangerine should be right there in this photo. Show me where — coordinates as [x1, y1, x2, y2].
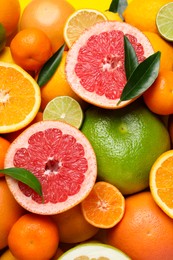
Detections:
[107, 191, 173, 260]
[20, 0, 75, 53]
[0, 0, 20, 37]
[143, 70, 173, 115]
[0, 178, 24, 250]
[8, 213, 59, 260]
[10, 28, 52, 72]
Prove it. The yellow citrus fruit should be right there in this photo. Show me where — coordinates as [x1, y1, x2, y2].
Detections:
[150, 150, 173, 218]
[103, 11, 123, 21]
[0, 62, 41, 133]
[66, 0, 112, 11]
[0, 0, 20, 37]
[81, 101, 170, 195]
[8, 213, 59, 260]
[143, 31, 173, 71]
[107, 191, 173, 259]
[0, 47, 14, 63]
[64, 8, 107, 48]
[52, 204, 99, 244]
[20, 0, 75, 53]
[0, 249, 17, 260]
[40, 51, 85, 110]
[123, 0, 172, 33]
[0, 178, 25, 250]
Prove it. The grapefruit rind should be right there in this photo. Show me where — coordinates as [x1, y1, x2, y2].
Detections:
[58, 242, 131, 259]
[4, 121, 97, 215]
[150, 150, 173, 218]
[0, 62, 41, 133]
[65, 21, 154, 109]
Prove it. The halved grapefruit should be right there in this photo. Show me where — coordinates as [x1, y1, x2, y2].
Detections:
[65, 21, 154, 109]
[4, 121, 97, 215]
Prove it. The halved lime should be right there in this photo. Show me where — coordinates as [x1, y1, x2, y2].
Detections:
[156, 2, 173, 41]
[43, 96, 84, 129]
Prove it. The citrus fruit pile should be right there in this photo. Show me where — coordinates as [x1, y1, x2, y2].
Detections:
[1, 0, 173, 259]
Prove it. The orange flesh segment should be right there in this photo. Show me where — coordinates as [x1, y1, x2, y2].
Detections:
[155, 157, 173, 209]
[0, 66, 37, 126]
[82, 182, 125, 228]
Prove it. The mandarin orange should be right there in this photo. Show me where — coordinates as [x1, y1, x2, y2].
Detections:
[8, 213, 59, 260]
[0, 178, 25, 250]
[10, 28, 52, 72]
[0, 136, 10, 177]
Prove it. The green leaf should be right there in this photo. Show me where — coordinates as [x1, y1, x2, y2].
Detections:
[37, 44, 65, 87]
[117, 51, 161, 105]
[0, 167, 43, 197]
[124, 35, 139, 80]
[108, 0, 128, 18]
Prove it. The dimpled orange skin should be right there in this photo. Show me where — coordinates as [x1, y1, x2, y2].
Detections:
[107, 191, 173, 260]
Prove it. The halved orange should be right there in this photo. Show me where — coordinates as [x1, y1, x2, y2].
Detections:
[150, 150, 173, 218]
[0, 62, 41, 133]
[81, 181, 125, 228]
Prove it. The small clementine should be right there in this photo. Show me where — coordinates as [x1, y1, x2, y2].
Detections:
[143, 70, 173, 115]
[8, 213, 59, 260]
[10, 28, 52, 72]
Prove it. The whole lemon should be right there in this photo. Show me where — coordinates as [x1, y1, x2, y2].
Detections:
[81, 101, 170, 195]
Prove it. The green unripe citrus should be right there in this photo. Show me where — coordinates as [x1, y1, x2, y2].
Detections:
[81, 101, 170, 195]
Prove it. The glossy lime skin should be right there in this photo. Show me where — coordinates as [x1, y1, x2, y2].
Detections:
[81, 101, 170, 195]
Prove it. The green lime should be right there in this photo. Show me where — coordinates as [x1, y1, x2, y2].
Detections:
[156, 2, 173, 41]
[0, 23, 6, 52]
[81, 100, 170, 195]
[43, 96, 84, 128]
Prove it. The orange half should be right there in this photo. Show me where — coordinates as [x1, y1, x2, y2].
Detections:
[81, 181, 125, 228]
[0, 62, 41, 133]
[150, 150, 173, 218]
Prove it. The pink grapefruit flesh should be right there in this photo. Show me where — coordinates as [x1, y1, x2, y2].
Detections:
[65, 21, 154, 109]
[4, 121, 97, 215]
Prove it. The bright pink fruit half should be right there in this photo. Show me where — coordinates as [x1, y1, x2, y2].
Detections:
[4, 121, 97, 215]
[65, 21, 154, 109]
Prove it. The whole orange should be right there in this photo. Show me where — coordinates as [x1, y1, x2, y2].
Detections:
[0, 0, 20, 37]
[143, 70, 173, 115]
[8, 213, 59, 260]
[10, 28, 52, 72]
[52, 204, 99, 244]
[0, 178, 24, 250]
[0, 136, 10, 177]
[107, 191, 173, 260]
[20, 0, 75, 53]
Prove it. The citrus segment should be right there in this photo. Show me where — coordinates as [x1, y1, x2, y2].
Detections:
[58, 242, 130, 260]
[64, 8, 107, 47]
[81, 181, 125, 228]
[4, 120, 97, 215]
[156, 2, 173, 41]
[150, 150, 173, 218]
[43, 96, 84, 129]
[65, 21, 154, 109]
[0, 62, 41, 133]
